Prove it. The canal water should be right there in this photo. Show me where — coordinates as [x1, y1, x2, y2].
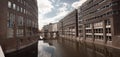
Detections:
[38, 39, 120, 57]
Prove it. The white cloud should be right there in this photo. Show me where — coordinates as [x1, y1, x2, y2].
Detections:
[51, 0, 55, 3]
[37, 0, 54, 14]
[59, 3, 68, 12]
[37, 0, 54, 30]
[38, 9, 70, 30]
[72, 0, 87, 9]
[38, 2, 70, 30]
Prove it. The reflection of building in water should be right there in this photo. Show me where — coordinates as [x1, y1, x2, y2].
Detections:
[38, 41, 55, 57]
[59, 39, 116, 57]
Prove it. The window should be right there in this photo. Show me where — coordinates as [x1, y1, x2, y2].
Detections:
[7, 13, 15, 28]
[8, 1, 12, 8]
[106, 28, 111, 33]
[32, 21, 34, 27]
[24, 9, 26, 13]
[86, 35, 92, 38]
[106, 36, 112, 41]
[13, 4, 16, 10]
[17, 6, 19, 11]
[94, 22, 103, 28]
[94, 35, 104, 40]
[17, 16, 24, 26]
[85, 24, 91, 28]
[7, 12, 15, 38]
[16, 29, 24, 37]
[21, 7, 23, 12]
[105, 20, 111, 25]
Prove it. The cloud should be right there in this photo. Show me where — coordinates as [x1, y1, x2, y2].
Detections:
[59, 3, 68, 12]
[72, 0, 87, 9]
[37, 0, 54, 14]
[51, 0, 55, 3]
[37, 0, 54, 30]
[38, 2, 70, 30]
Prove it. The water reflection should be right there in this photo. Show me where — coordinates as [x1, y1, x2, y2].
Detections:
[38, 41, 55, 57]
[38, 39, 120, 57]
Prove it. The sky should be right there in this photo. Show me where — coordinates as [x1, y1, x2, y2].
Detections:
[37, 0, 87, 30]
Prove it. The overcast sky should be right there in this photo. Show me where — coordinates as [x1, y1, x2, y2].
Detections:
[37, 0, 87, 30]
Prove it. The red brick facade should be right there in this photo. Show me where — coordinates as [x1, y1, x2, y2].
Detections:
[0, 0, 38, 53]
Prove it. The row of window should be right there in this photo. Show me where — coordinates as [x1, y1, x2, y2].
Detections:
[94, 22, 103, 28]
[26, 29, 32, 36]
[8, 1, 33, 16]
[86, 35, 92, 38]
[85, 10, 120, 22]
[7, 12, 37, 28]
[81, 0, 106, 13]
[81, 1, 119, 17]
[16, 29, 24, 37]
[85, 22, 103, 29]
[85, 20, 112, 41]
[86, 29, 92, 33]
[85, 28, 111, 33]
[85, 24, 92, 28]
[95, 35, 104, 40]
[8, 1, 25, 13]
[7, 12, 37, 38]
[17, 28, 36, 37]
[26, 19, 38, 28]
[7, 28, 36, 38]
[94, 29, 103, 33]
[7, 12, 24, 27]
[17, 0, 26, 5]
[85, 34, 112, 41]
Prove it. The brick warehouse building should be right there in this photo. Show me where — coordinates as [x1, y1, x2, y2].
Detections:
[78, 0, 120, 47]
[0, 0, 38, 57]
[58, 9, 78, 40]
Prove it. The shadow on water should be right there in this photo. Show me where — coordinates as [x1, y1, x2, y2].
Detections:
[38, 39, 120, 57]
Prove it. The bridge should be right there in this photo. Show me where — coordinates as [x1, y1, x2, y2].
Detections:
[39, 31, 59, 40]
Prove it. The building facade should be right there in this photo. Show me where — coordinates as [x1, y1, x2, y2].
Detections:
[58, 9, 78, 39]
[78, 0, 120, 47]
[41, 23, 58, 39]
[0, 0, 38, 55]
[52, 23, 58, 32]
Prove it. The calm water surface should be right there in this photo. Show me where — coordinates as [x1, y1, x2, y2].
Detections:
[38, 39, 120, 57]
